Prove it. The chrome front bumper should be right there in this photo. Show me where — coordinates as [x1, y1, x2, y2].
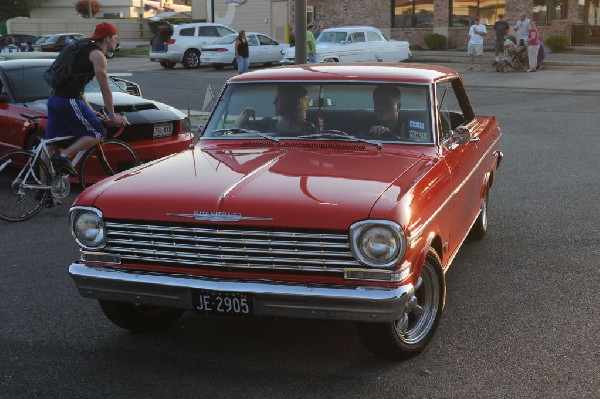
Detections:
[69, 263, 415, 323]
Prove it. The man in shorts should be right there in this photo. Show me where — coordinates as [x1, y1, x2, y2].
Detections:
[493, 14, 510, 66]
[45, 22, 127, 176]
[468, 16, 487, 71]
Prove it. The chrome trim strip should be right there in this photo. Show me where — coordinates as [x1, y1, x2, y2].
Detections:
[69, 263, 414, 322]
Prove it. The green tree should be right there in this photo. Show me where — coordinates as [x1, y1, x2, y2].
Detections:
[0, 0, 40, 23]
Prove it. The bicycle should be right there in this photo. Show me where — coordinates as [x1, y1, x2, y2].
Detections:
[0, 113, 140, 222]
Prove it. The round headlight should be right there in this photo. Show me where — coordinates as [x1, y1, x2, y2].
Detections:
[350, 221, 406, 268]
[71, 209, 106, 249]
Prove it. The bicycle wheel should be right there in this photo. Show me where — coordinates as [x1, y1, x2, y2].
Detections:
[0, 149, 50, 222]
[79, 139, 140, 190]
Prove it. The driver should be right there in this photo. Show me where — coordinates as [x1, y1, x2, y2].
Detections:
[370, 85, 405, 137]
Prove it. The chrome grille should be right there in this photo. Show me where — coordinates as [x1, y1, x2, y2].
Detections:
[104, 221, 360, 273]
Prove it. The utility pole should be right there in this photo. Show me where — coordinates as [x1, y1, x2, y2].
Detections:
[295, 0, 307, 64]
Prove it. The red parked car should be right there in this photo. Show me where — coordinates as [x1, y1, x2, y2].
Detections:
[68, 63, 503, 359]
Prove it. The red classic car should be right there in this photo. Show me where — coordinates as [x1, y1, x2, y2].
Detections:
[68, 63, 503, 359]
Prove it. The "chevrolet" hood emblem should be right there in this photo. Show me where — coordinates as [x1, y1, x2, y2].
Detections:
[167, 211, 272, 222]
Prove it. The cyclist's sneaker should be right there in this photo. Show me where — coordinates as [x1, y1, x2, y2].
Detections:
[43, 197, 62, 208]
[51, 153, 77, 177]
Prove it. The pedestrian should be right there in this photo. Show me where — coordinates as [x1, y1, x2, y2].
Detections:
[26, 41, 35, 52]
[514, 13, 531, 47]
[526, 21, 541, 72]
[289, 27, 295, 47]
[468, 16, 486, 71]
[492, 14, 510, 66]
[314, 21, 325, 39]
[1, 36, 21, 53]
[235, 30, 250, 74]
[44, 22, 127, 178]
[306, 23, 317, 63]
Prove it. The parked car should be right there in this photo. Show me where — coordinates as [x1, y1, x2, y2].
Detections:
[32, 35, 51, 51]
[67, 63, 503, 359]
[38, 33, 85, 52]
[0, 59, 191, 163]
[0, 34, 37, 52]
[200, 32, 289, 70]
[148, 19, 236, 69]
[281, 26, 411, 64]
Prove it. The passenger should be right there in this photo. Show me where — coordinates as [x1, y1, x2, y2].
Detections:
[236, 86, 315, 134]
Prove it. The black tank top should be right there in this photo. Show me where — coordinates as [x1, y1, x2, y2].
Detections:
[54, 44, 99, 99]
[237, 39, 249, 58]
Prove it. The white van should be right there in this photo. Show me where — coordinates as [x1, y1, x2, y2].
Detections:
[149, 20, 236, 69]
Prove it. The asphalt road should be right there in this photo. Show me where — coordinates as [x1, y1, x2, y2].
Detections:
[0, 59, 598, 398]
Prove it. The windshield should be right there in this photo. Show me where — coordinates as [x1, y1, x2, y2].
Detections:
[212, 34, 238, 45]
[202, 82, 433, 144]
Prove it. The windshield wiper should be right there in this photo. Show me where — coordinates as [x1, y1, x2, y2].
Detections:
[211, 128, 280, 143]
[297, 130, 382, 149]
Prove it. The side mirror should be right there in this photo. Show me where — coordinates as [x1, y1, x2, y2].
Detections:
[451, 126, 471, 145]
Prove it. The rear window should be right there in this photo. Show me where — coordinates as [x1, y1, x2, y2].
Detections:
[5, 66, 52, 102]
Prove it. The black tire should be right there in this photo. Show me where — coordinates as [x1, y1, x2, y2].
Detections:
[469, 190, 489, 239]
[182, 49, 200, 69]
[212, 64, 225, 70]
[99, 300, 184, 333]
[356, 249, 445, 360]
[79, 139, 140, 190]
[0, 149, 50, 222]
[160, 61, 176, 69]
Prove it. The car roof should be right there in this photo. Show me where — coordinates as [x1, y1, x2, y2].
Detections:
[322, 26, 382, 32]
[228, 63, 459, 85]
[0, 58, 54, 70]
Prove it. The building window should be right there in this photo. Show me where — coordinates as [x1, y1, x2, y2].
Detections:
[533, 0, 568, 25]
[393, 0, 434, 28]
[450, 0, 506, 26]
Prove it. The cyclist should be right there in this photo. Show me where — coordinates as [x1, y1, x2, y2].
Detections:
[44, 22, 127, 177]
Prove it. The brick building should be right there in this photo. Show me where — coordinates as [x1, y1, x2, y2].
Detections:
[292, 0, 600, 48]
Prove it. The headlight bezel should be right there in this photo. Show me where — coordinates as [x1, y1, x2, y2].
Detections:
[69, 207, 106, 250]
[349, 220, 406, 269]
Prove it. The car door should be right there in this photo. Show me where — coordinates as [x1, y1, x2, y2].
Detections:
[368, 30, 392, 62]
[341, 31, 370, 62]
[435, 78, 483, 257]
[247, 35, 261, 63]
[255, 34, 280, 63]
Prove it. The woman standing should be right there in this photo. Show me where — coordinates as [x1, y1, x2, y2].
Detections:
[527, 21, 540, 72]
[235, 30, 250, 74]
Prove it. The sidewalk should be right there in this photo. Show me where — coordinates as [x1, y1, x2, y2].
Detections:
[410, 46, 600, 69]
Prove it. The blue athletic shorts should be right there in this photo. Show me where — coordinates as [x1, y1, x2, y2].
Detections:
[45, 95, 106, 146]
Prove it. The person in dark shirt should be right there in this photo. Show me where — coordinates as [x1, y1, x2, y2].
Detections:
[370, 85, 405, 137]
[44, 22, 127, 177]
[235, 30, 250, 74]
[493, 14, 510, 66]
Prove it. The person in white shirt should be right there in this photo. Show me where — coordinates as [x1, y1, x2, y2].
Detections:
[1, 36, 21, 53]
[514, 13, 531, 47]
[468, 16, 487, 70]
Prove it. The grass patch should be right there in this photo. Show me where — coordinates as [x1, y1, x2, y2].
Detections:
[116, 46, 150, 57]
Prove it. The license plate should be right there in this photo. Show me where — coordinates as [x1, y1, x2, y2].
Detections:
[153, 122, 173, 138]
[194, 290, 253, 315]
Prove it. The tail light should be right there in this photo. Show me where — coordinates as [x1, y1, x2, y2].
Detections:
[216, 48, 228, 52]
[167, 39, 176, 45]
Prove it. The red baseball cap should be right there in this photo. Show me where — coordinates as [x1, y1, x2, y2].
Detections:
[90, 22, 118, 40]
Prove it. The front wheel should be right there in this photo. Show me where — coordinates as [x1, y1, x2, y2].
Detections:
[0, 149, 50, 222]
[469, 190, 489, 239]
[99, 300, 184, 333]
[79, 139, 140, 190]
[356, 249, 445, 360]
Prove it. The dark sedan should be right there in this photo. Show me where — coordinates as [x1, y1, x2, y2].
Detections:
[0, 59, 191, 161]
[38, 33, 85, 52]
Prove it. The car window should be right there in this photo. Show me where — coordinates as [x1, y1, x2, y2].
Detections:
[367, 31, 383, 42]
[258, 35, 276, 45]
[179, 27, 195, 37]
[85, 77, 124, 94]
[45, 35, 60, 44]
[5, 66, 53, 102]
[349, 32, 366, 43]
[203, 82, 432, 144]
[317, 31, 347, 44]
[436, 79, 468, 141]
[213, 34, 237, 44]
[248, 35, 259, 46]
[198, 26, 219, 37]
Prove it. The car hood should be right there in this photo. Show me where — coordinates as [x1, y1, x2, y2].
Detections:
[80, 143, 431, 230]
[23, 93, 185, 123]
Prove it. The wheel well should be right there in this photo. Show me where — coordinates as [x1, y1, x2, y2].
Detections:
[430, 236, 443, 261]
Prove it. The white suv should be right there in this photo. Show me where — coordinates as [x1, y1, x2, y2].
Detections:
[149, 20, 236, 69]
